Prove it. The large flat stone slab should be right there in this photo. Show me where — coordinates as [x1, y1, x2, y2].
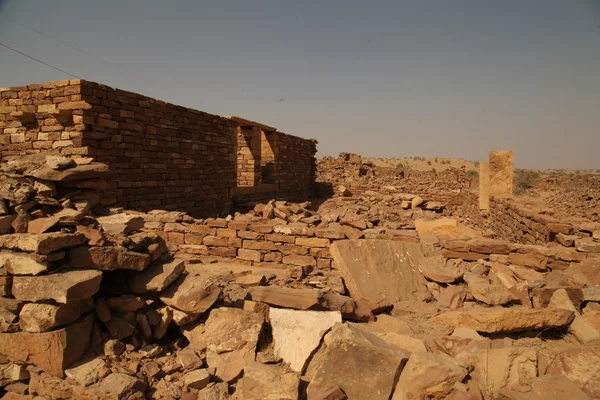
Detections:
[330, 239, 430, 310]
[129, 259, 184, 293]
[69, 246, 150, 271]
[12, 270, 102, 304]
[306, 323, 409, 400]
[270, 308, 341, 372]
[431, 307, 575, 333]
[182, 307, 264, 382]
[159, 274, 220, 314]
[0, 232, 86, 254]
[489, 150, 514, 198]
[0, 314, 94, 377]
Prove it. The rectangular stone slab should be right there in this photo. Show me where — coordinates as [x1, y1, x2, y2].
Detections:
[489, 150, 513, 198]
[0, 314, 94, 377]
[330, 239, 430, 310]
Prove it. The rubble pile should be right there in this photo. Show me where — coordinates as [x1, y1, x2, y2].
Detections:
[316, 153, 473, 198]
[0, 154, 599, 399]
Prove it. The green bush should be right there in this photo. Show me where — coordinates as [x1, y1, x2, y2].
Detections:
[514, 169, 539, 193]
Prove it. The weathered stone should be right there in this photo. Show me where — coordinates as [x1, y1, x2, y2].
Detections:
[330, 240, 430, 310]
[0, 251, 48, 275]
[183, 369, 211, 390]
[64, 356, 106, 387]
[152, 306, 173, 340]
[45, 155, 74, 170]
[432, 307, 575, 333]
[159, 275, 220, 314]
[270, 308, 341, 372]
[546, 343, 600, 398]
[392, 352, 467, 400]
[548, 289, 600, 343]
[241, 361, 300, 400]
[97, 213, 145, 235]
[19, 299, 93, 332]
[0, 214, 17, 234]
[129, 259, 184, 293]
[12, 270, 102, 303]
[0, 362, 29, 386]
[87, 372, 146, 399]
[105, 317, 135, 340]
[508, 253, 548, 271]
[28, 163, 109, 182]
[105, 295, 145, 313]
[575, 238, 600, 253]
[26, 216, 59, 234]
[69, 245, 151, 271]
[498, 375, 592, 400]
[479, 161, 490, 210]
[104, 339, 125, 356]
[306, 323, 408, 400]
[0, 314, 94, 377]
[182, 307, 264, 382]
[235, 273, 266, 287]
[472, 347, 537, 396]
[418, 255, 463, 283]
[0, 232, 86, 254]
[489, 150, 513, 198]
[468, 238, 511, 254]
[438, 285, 468, 309]
[415, 218, 481, 237]
[247, 286, 321, 310]
[463, 272, 513, 305]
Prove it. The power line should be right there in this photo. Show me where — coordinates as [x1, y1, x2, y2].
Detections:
[0, 13, 159, 86]
[0, 41, 79, 78]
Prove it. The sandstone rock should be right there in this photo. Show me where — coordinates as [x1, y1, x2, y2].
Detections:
[508, 252, 548, 271]
[270, 308, 341, 372]
[12, 270, 102, 303]
[546, 343, 600, 398]
[415, 218, 481, 237]
[19, 299, 93, 332]
[306, 323, 409, 400]
[472, 347, 537, 396]
[247, 286, 321, 310]
[234, 273, 267, 287]
[11, 211, 31, 234]
[183, 369, 211, 390]
[104, 339, 125, 356]
[64, 356, 106, 386]
[330, 239, 430, 310]
[0, 232, 85, 254]
[320, 292, 373, 322]
[28, 162, 109, 182]
[0, 314, 94, 377]
[0, 214, 17, 234]
[355, 314, 414, 336]
[374, 333, 427, 353]
[129, 259, 184, 293]
[548, 288, 600, 343]
[392, 352, 467, 400]
[152, 306, 173, 340]
[105, 295, 145, 313]
[159, 275, 220, 314]
[182, 307, 264, 382]
[468, 238, 511, 254]
[87, 372, 146, 399]
[241, 361, 300, 400]
[0, 362, 29, 386]
[463, 272, 513, 305]
[438, 286, 468, 309]
[26, 216, 59, 234]
[451, 327, 485, 340]
[575, 238, 600, 253]
[45, 155, 75, 170]
[432, 307, 575, 333]
[0, 251, 48, 275]
[418, 255, 463, 283]
[69, 245, 151, 271]
[105, 317, 135, 340]
[411, 196, 424, 208]
[97, 213, 145, 235]
[497, 375, 592, 400]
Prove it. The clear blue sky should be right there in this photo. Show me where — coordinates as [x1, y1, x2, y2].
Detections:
[1, 0, 599, 169]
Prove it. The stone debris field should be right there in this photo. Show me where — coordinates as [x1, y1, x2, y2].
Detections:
[0, 80, 599, 399]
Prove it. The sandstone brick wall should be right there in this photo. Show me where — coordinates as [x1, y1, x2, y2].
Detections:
[488, 199, 573, 245]
[276, 132, 317, 198]
[1, 80, 317, 218]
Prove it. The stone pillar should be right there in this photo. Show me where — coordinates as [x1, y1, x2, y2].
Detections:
[237, 127, 262, 186]
[489, 150, 513, 198]
[479, 161, 490, 210]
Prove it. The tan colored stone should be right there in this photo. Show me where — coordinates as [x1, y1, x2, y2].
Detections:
[415, 218, 481, 237]
[307, 323, 408, 400]
[0, 232, 86, 254]
[392, 352, 467, 400]
[69, 245, 151, 271]
[330, 240, 430, 310]
[182, 307, 264, 382]
[241, 361, 300, 400]
[64, 356, 106, 387]
[12, 270, 102, 303]
[468, 238, 511, 254]
[129, 259, 184, 293]
[247, 286, 321, 310]
[19, 299, 93, 332]
[183, 369, 210, 390]
[432, 307, 575, 333]
[270, 308, 341, 372]
[546, 343, 600, 398]
[0, 251, 48, 275]
[418, 255, 463, 283]
[489, 150, 513, 198]
[472, 347, 537, 396]
[479, 161, 490, 210]
[548, 289, 600, 343]
[96, 213, 145, 235]
[0, 314, 94, 377]
[498, 375, 592, 400]
[159, 275, 220, 314]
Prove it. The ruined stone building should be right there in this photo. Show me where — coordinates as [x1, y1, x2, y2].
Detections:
[0, 80, 317, 217]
